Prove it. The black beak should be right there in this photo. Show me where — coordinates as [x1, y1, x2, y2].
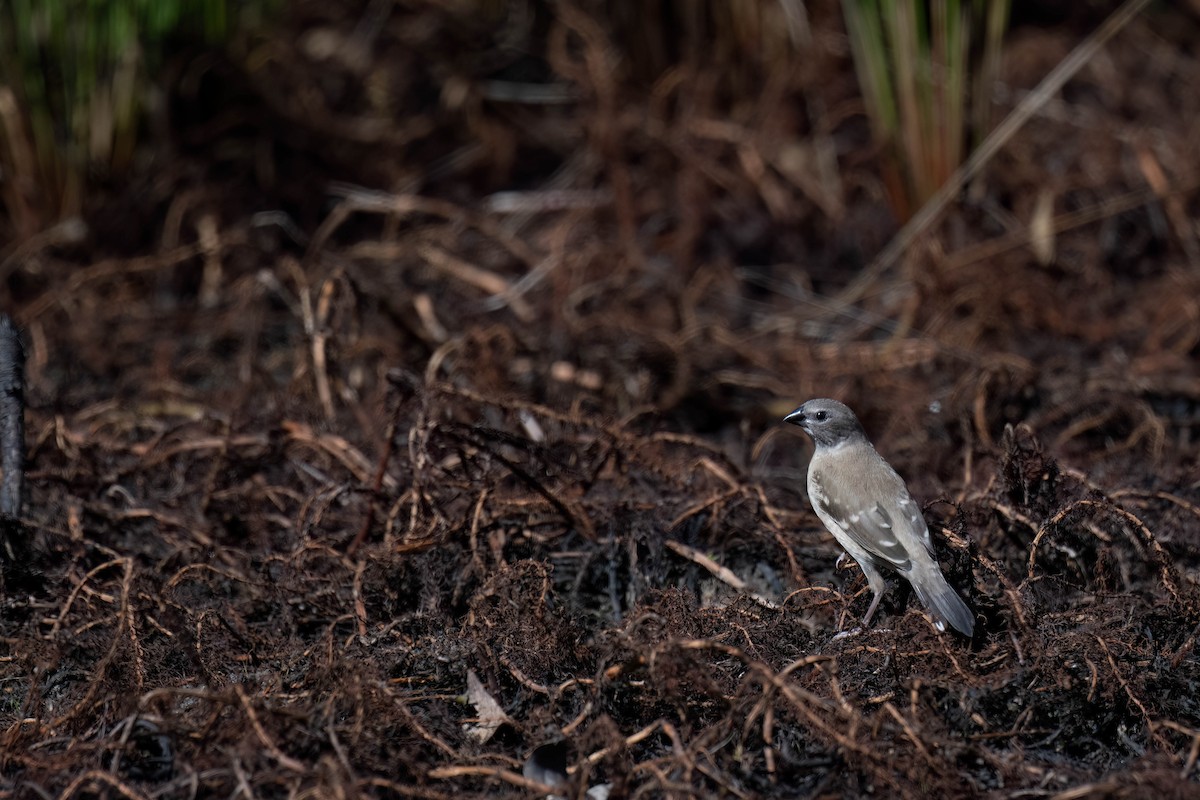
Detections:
[783, 407, 805, 426]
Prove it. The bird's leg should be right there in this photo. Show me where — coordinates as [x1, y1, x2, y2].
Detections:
[860, 567, 888, 628]
[861, 590, 883, 627]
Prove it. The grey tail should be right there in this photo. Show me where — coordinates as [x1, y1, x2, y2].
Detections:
[912, 572, 975, 637]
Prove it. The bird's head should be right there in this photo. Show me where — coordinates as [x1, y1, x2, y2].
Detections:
[783, 398, 865, 448]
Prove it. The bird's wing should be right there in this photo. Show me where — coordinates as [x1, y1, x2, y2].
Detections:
[810, 473, 914, 571]
[898, 495, 935, 554]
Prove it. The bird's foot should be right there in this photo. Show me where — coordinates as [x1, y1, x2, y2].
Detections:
[831, 625, 893, 642]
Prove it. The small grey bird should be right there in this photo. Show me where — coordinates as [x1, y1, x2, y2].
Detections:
[784, 399, 974, 636]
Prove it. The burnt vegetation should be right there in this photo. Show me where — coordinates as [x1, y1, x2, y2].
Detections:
[3, 1, 1200, 798]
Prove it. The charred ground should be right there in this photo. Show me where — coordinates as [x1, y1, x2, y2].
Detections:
[3, 1, 1200, 798]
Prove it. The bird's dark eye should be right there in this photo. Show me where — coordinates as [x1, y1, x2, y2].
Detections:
[814, 410, 827, 421]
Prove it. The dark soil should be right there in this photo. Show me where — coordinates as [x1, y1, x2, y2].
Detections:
[3, 1, 1200, 798]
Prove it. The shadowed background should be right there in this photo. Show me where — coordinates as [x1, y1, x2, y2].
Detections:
[1, 1, 1200, 797]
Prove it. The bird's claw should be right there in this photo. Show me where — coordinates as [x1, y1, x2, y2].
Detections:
[831, 626, 863, 641]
